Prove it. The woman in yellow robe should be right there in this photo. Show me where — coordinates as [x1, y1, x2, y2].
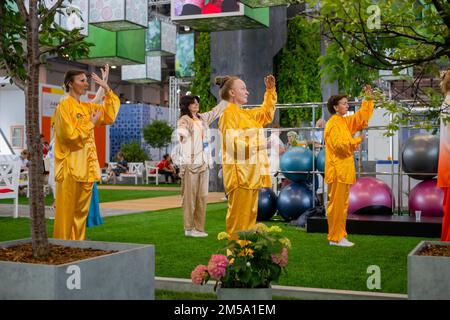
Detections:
[324, 85, 374, 247]
[217, 75, 277, 239]
[53, 66, 120, 240]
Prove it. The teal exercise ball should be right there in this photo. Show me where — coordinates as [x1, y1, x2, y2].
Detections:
[316, 149, 325, 176]
[280, 147, 314, 182]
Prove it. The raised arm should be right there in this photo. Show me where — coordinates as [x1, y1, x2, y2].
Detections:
[344, 85, 375, 134]
[199, 100, 228, 125]
[243, 75, 277, 127]
[89, 68, 120, 126]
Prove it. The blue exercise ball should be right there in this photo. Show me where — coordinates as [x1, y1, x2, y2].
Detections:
[280, 147, 314, 182]
[316, 149, 325, 176]
[257, 188, 278, 221]
[306, 174, 319, 191]
[277, 182, 313, 221]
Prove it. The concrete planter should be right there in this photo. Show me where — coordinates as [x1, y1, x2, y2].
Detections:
[217, 287, 272, 300]
[0, 238, 155, 300]
[408, 240, 450, 300]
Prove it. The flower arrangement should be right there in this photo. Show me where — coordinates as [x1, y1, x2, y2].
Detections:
[191, 223, 291, 289]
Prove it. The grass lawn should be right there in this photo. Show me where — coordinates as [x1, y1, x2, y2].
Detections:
[0, 189, 180, 206]
[0, 201, 435, 294]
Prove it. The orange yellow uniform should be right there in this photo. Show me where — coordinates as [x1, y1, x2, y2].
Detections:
[53, 90, 120, 240]
[438, 95, 450, 241]
[324, 100, 374, 242]
[218, 88, 277, 238]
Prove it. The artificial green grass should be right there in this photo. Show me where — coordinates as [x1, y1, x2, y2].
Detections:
[0, 189, 179, 206]
[0, 202, 436, 294]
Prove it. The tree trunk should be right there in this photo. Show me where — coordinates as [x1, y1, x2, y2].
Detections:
[27, 0, 49, 259]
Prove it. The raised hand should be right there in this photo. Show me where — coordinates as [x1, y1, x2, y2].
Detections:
[90, 109, 102, 125]
[101, 64, 109, 82]
[92, 72, 110, 92]
[264, 75, 276, 90]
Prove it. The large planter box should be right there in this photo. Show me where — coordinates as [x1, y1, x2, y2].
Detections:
[217, 287, 272, 300]
[408, 240, 450, 300]
[0, 238, 155, 300]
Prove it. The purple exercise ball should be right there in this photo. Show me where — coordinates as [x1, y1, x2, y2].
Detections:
[408, 179, 443, 217]
[348, 177, 394, 215]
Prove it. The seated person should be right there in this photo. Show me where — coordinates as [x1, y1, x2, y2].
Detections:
[286, 131, 298, 149]
[105, 152, 128, 184]
[312, 118, 326, 149]
[151, 154, 178, 183]
[19, 149, 29, 172]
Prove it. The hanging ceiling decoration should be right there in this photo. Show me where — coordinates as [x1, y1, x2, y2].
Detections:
[77, 25, 146, 66]
[89, 0, 148, 32]
[121, 56, 162, 83]
[146, 18, 177, 57]
[175, 33, 194, 78]
[170, 0, 269, 32]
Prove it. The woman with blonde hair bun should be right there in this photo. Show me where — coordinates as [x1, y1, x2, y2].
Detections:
[216, 74, 277, 239]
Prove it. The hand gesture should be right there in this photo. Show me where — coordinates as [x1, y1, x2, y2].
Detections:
[363, 84, 373, 99]
[359, 132, 366, 141]
[92, 72, 110, 92]
[264, 75, 276, 90]
[90, 109, 102, 125]
[101, 64, 109, 83]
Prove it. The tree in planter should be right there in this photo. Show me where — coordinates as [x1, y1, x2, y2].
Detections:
[143, 120, 173, 159]
[120, 141, 149, 163]
[0, 0, 91, 258]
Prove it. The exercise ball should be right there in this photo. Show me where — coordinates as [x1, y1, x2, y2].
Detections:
[280, 147, 314, 182]
[277, 182, 313, 221]
[348, 177, 394, 215]
[408, 179, 443, 217]
[257, 188, 278, 221]
[306, 174, 319, 191]
[316, 149, 325, 176]
[401, 134, 439, 180]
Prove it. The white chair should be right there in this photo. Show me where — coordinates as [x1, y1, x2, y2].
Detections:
[120, 162, 145, 185]
[144, 160, 160, 185]
[0, 161, 21, 218]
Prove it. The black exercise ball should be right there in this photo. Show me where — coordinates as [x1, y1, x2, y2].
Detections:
[257, 188, 278, 221]
[401, 134, 439, 180]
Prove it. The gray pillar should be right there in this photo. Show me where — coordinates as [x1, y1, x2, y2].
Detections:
[320, 25, 338, 120]
[210, 6, 287, 104]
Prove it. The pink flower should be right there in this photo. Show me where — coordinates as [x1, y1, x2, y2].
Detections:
[207, 254, 228, 279]
[191, 265, 208, 285]
[271, 247, 289, 267]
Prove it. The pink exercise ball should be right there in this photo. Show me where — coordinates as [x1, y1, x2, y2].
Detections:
[348, 177, 394, 215]
[408, 179, 443, 217]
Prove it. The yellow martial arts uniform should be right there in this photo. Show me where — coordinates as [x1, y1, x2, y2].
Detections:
[219, 88, 277, 238]
[53, 90, 120, 240]
[324, 100, 374, 242]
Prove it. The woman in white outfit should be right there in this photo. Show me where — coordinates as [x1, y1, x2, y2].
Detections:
[177, 95, 227, 237]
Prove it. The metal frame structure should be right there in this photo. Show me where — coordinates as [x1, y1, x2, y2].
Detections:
[245, 100, 440, 215]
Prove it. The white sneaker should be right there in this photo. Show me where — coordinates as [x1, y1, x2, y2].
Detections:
[192, 230, 208, 237]
[329, 238, 354, 247]
[185, 230, 194, 237]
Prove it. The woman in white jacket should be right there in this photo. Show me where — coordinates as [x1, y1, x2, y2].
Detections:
[176, 95, 227, 237]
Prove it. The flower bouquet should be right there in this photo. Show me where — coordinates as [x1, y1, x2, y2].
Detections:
[191, 223, 290, 290]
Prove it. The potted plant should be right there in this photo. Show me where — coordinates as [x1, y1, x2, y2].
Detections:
[408, 241, 450, 300]
[191, 223, 290, 300]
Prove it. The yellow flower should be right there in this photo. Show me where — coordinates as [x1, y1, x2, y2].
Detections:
[217, 232, 230, 241]
[238, 248, 254, 257]
[280, 237, 292, 249]
[253, 223, 269, 233]
[238, 240, 251, 247]
[229, 258, 235, 265]
[268, 226, 282, 233]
